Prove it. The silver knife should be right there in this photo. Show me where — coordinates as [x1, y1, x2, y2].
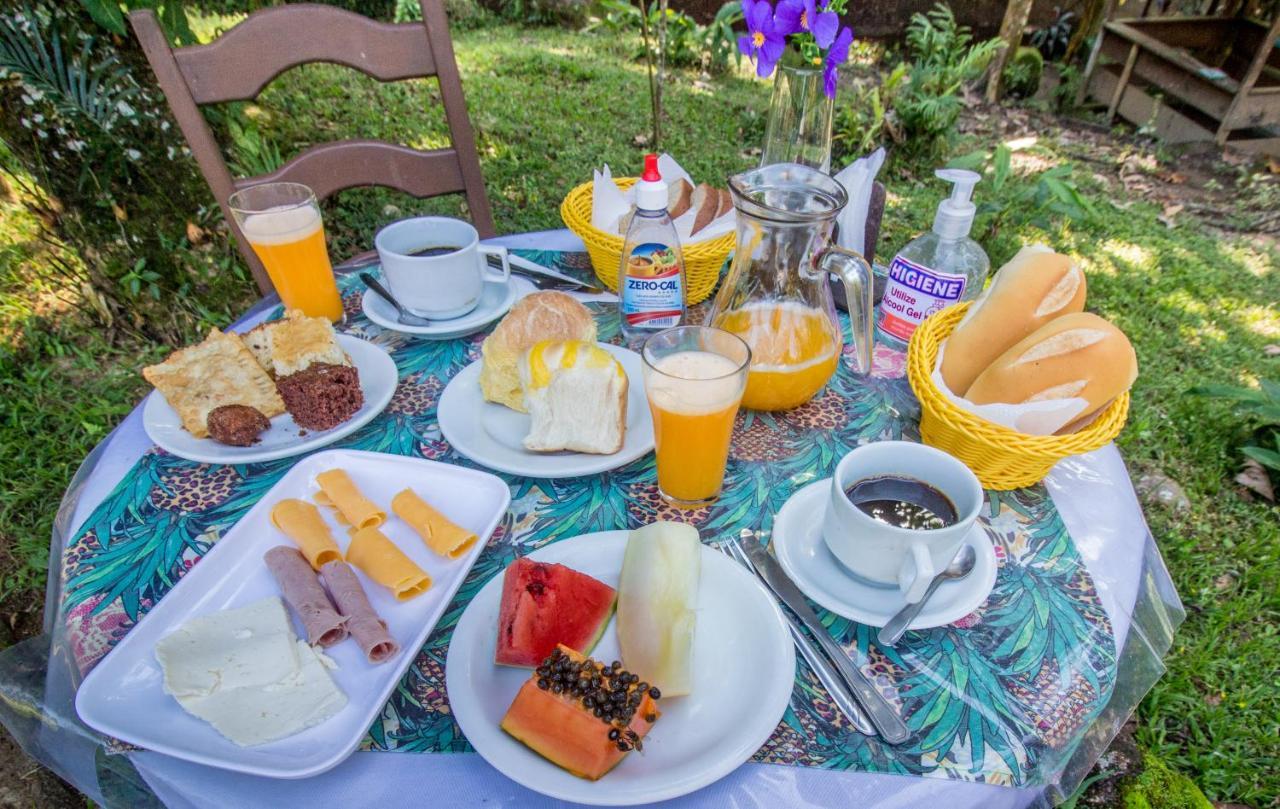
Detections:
[721, 538, 874, 736]
[742, 541, 912, 744]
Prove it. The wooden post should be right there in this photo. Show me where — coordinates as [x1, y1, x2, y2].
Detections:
[1214, 10, 1280, 145]
[986, 0, 1035, 103]
[1106, 43, 1140, 123]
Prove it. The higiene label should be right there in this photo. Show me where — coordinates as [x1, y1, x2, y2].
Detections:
[877, 255, 966, 341]
[621, 242, 684, 329]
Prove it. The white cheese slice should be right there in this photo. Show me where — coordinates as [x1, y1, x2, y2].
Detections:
[154, 597, 347, 747]
[155, 597, 299, 698]
[177, 641, 347, 747]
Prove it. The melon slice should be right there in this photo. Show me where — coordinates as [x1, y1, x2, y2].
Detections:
[495, 558, 616, 667]
[500, 645, 661, 780]
[616, 522, 700, 697]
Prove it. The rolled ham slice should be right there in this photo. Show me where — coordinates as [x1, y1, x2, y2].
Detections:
[264, 546, 348, 647]
[322, 561, 400, 664]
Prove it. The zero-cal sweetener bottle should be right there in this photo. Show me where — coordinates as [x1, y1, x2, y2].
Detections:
[619, 154, 686, 346]
[877, 169, 990, 349]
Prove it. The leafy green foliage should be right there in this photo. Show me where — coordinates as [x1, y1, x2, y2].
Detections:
[77, 0, 195, 43]
[1190, 379, 1280, 479]
[1030, 6, 1074, 61]
[1001, 46, 1043, 99]
[946, 144, 1096, 239]
[588, 0, 743, 74]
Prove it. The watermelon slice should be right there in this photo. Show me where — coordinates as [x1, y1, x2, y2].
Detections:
[495, 558, 616, 667]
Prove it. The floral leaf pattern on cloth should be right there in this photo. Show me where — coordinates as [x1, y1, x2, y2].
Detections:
[61, 253, 1116, 787]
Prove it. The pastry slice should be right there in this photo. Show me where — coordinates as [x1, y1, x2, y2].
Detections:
[143, 328, 285, 439]
[518, 340, 627, 454]
[269, 310, 363, 431]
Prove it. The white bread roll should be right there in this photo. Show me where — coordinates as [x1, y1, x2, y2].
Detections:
[480, 292, 597, 412]
[940, 247, 1087, 396]
[965, 312, 1137, 425]
[518, 340, 627, 454]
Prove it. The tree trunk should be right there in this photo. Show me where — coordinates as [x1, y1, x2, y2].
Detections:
[1066, 0, 1113, 63]
[986, 0, 1035, 103]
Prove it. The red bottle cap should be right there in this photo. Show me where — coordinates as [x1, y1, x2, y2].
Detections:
[641, 153, 661, 182]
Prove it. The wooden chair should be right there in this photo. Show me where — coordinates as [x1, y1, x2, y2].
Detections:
[130, 2, 495, 295]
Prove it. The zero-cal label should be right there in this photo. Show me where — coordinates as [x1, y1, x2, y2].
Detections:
[877, 255, 966, 341]
[621, 242, 684, 329]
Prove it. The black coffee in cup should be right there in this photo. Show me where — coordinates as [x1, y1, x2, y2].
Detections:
[406, 245, 464, 258]
[843, 475, 958, 530]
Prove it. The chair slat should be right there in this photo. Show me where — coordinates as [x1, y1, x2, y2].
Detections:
[236, 141, 466, 202]
[175, 4, 435, 105]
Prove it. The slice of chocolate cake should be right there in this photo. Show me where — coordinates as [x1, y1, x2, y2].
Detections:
[268, 310, 364, 431]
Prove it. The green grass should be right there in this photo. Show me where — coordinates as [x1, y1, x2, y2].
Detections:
[2, 18, 1278, 806]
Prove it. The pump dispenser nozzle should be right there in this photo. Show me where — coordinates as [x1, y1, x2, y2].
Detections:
[932, 168, 980, 240]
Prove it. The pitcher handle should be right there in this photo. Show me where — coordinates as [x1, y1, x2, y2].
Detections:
[819, 248, 874, 376]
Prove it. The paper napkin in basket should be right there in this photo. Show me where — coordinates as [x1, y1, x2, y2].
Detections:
[592, 154, 736, 243]
[833, 148, 885, 257]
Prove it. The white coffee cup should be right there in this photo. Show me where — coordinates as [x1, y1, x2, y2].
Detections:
[374, 216, 510, 319]
[821, 441, 983, 604]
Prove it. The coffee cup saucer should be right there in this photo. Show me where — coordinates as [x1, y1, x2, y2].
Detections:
[361, 272, 535, 339]
[771, 479, 998, 630]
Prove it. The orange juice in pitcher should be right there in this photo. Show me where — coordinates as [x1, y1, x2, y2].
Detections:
[707, 163, 876, 411]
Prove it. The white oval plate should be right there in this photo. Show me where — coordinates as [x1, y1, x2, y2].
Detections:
[361, 274, 536, 339]
[446, 531, 795, 806]
[437, 344, 654, 479]
[142, 334, 397, 464]
[772, 480, 998, 629]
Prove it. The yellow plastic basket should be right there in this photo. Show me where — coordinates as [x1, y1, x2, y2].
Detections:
[560, 177, 735, 305]
[906, 302, 1130, 490]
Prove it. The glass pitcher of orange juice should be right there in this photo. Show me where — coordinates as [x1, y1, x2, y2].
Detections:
[707, 163, 874, 411]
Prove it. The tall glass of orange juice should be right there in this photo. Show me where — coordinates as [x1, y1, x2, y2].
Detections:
[641, 326, 751, 506]
[228, 182, 343, 321]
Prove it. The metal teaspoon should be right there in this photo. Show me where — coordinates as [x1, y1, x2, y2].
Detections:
[877, 544, 977, 647]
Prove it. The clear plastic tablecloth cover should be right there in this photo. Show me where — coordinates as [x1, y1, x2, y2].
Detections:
[0, 231, 1184, 809]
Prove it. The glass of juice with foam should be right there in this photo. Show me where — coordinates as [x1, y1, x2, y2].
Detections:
[228, 183, 342, 321]
[641, 326, 751, 506]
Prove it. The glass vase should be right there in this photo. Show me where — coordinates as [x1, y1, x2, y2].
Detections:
[760, 59, 834, 173]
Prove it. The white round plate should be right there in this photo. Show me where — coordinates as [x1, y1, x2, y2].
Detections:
[437, 344, 654, 479]
[361, 274, 536, 339]
[142, 334, 397, 464]
[446, 531, 795, 806]
[772, 480, 998, 630]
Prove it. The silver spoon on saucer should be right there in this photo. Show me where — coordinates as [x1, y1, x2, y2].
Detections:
[877, 544, 977, 647]
[361, 272, 435, 328]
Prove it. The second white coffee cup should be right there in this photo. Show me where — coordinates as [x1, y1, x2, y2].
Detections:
[374, 216, 510, 319]
[821, 441, 983, 604]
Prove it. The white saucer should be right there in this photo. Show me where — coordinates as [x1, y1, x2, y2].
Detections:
[446, 531, 794, 805]
[438, 343, 654, 479]
[771, 479, 998, 630]
[360, 274, 536, 338]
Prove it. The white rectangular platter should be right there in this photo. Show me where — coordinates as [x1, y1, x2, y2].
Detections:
[75, 448, 511, 779]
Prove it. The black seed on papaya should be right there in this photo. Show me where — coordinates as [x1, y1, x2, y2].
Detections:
[608, 728, 620, 740]
[645, 713, 656, 722]
[648, 687, 661, 699]
[537, 678, 549, 690]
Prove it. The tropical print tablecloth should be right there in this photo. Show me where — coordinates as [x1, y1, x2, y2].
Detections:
[61, 252, 1117, 788]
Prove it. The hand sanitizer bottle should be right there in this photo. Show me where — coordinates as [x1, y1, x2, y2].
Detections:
[876, 169, 990, 349]
[619, 154, 686, 346]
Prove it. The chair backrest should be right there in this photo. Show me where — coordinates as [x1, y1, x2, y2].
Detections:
[130, 2, 495, 295]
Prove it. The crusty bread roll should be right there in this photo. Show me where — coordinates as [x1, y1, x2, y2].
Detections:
[480, 292, 597, 412]
[689, 183, 718, 236]
[519, 340, 627, 454]
[715, 188, 733, 219]
[941, 247, 1087, 396]
[668, 179, 694, 220]
[965, 312, 1137, 425]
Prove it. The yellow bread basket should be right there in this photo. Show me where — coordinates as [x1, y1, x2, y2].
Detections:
[906, 302, 1130, 490]
[560, 177, 735, 305]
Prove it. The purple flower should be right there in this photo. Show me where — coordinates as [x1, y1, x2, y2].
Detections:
[738, 0, 787, 77]
[823, 25, 854, 98]
[775, 0, 838, 47]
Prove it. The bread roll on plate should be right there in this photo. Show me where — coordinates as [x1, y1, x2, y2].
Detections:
[518, 340, 627, 454]
[940, 247, 1087, 396]
[965, 312, 1137, 428]
[480, 292, 597, 412]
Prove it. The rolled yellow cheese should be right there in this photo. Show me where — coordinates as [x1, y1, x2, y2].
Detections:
[313, 469, 385, 530]
[270, 499, 342, 570]
[391, 488, 478, 559]
[346, 526, 433, 601]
